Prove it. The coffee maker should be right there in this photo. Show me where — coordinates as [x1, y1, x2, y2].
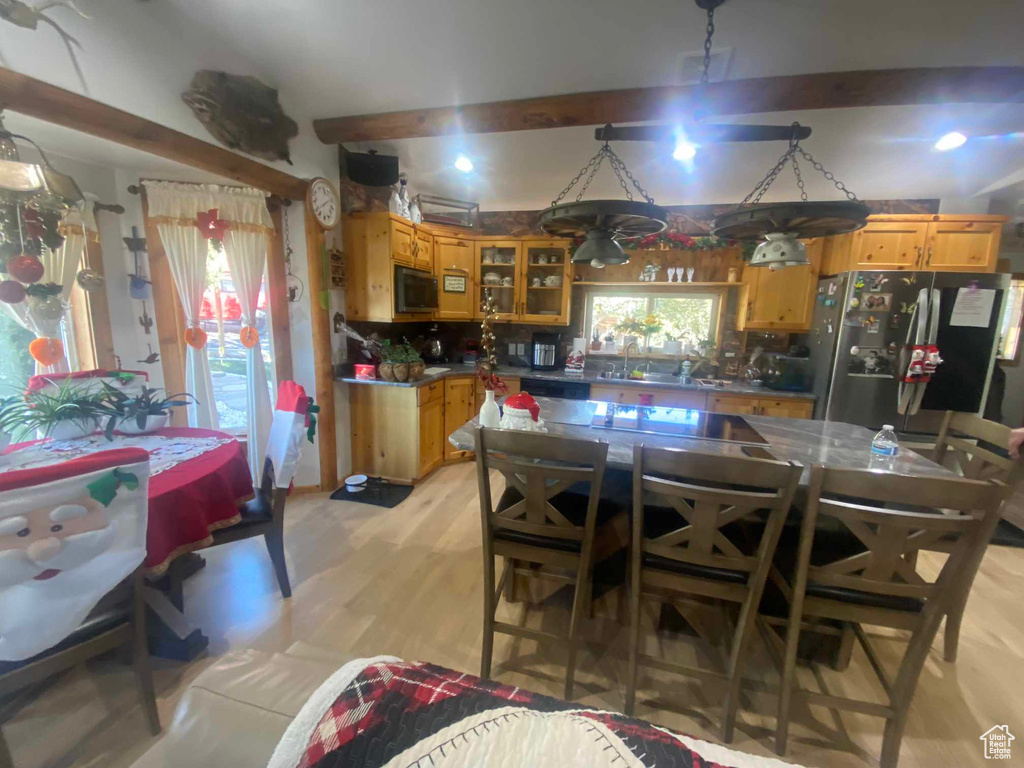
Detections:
[531, 331, 560, 371]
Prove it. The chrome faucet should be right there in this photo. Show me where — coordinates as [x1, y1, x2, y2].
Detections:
[623, 341, 640, 375]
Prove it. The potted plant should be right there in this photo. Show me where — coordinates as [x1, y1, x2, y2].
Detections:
[662, 331, 682, 355]
[0, 396, 21, 454]
[378, 339, 422, 382]
[8, 381, 108, 440]
[100, 384, 197, 438]
[614, 317, 645, 348]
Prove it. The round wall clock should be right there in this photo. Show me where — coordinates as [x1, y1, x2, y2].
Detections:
[307, 177, 340, 230]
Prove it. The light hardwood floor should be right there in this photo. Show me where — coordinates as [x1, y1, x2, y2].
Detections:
[6, 462, 1024, 768]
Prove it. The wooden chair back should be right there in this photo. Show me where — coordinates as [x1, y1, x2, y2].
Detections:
[474, 428, 609, 546]
[933, 411, 1024, 487]
[632, 445, 802, 576]
[801, 466, 1007, 605]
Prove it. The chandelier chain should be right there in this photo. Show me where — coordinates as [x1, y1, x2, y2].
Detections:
[700, 5, 716, 86]
[551, 142, 655, 206]
[790, 154, 808, 202]
[738, 122, 860, 206]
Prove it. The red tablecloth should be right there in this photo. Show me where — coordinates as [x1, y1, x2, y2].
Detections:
[4, 427, 253, 574]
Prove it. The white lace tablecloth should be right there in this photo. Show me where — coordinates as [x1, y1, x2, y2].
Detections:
[0, 434, 234, 477]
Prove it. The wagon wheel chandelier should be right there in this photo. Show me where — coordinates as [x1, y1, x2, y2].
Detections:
[538, 141, 668, 268]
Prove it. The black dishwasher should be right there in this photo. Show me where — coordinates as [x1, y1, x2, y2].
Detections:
[520, 377, 591, 400]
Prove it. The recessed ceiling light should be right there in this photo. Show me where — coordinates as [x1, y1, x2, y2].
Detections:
[934, 131, 967, 151]
[454, 155, 474, 172]
[672, 140, 697, 161]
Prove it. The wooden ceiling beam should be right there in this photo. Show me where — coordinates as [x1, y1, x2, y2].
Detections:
[0, 67, 309, 200]
[313, 67, 1024, 144]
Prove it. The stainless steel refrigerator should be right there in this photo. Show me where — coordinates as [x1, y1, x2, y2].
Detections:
[807, 270, 1008, 436]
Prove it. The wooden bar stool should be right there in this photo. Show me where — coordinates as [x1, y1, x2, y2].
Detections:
[773, 466, 1007, 768]
[475, 427, 626, 699]
[932, 410, 1024, 661]
[625, 444, 802, 742]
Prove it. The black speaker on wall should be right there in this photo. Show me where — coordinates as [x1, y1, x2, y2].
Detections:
[340, 146, 399, 187]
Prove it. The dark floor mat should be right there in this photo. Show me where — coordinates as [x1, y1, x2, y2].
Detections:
[330, 477, 415, 509]
[991, 519, 1024, 548]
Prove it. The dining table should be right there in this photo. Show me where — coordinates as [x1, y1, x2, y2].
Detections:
[1, 426, 254, 659]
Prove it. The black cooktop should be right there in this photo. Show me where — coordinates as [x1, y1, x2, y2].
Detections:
[590, 403, 768, 445]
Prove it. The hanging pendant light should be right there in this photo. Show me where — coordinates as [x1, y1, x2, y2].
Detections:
[0, 115, 84, 212]
[539, 141, 667, 267]
[712, 124, 869, 267]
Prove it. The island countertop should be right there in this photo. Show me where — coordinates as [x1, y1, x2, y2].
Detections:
[448, 397, 951, 485]
[336, 364, 815, 401]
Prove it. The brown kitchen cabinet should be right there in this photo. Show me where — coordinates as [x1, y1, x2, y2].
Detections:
[737, 238, 823, 332]
[707, 393, 814, 419]
[444, 376, 477, 461]
[820, 232, 854, 276]
[589, 384, 707, 410]
[351, 382, 444, 483]
[520, 239, 572, 324]
[418, 390, 445, 476]
[848, 215, 1005, 273]
[435, 236, 476, 320]
[475, 240, 522, 320]
[413, 228, 433, 272]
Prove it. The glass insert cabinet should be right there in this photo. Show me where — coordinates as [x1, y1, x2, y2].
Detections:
[474, 238, 571, 324]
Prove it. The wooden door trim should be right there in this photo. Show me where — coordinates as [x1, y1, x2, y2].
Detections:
[304, 206, 338, 491]
[70, 211, 116, 369]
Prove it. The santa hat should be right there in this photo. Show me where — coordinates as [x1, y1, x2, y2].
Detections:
[264, 381, 317, 489]
[503, 392, 541, 422]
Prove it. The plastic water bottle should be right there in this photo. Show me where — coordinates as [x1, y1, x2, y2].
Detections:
[869, 424, 899, 471]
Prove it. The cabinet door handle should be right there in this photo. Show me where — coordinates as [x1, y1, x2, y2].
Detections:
[925, 246, 932, 267]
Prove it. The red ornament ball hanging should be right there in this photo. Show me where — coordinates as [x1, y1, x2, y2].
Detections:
[0, 280, 26, 304]
[7, 255, 44, 284]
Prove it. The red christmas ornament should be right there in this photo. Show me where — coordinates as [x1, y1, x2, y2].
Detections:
[7, 255, 44, 284]
[0, 279, 26, 304]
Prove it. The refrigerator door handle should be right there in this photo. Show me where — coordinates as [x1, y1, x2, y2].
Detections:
[898, 289, 929, 415]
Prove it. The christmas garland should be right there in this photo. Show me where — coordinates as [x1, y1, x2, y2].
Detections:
[568, 231, 756, 260]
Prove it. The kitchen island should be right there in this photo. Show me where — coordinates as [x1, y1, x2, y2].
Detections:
[448, 396, 953, 485]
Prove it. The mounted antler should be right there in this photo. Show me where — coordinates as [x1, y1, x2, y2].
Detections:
[0, 0, 90, 93]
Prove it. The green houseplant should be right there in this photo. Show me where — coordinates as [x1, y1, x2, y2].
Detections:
[378, 339, 423, 382]
[100, 384, 197, 439]
[6, 381, 108, 441]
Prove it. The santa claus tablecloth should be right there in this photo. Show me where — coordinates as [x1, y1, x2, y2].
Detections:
[2, 428, 253, 574]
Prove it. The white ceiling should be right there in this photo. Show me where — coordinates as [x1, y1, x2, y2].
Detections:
[0, 0, 1021, 208]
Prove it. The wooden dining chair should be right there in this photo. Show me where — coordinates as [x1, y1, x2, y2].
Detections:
[475, 427, 627, 699]
[773, 466, 1007, 768]
[206, 381, 314, 599]
[931, 410, 1024, 661]
[625, 444, 801, 742]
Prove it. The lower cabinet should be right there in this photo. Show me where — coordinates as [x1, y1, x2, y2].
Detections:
[590, 385, 707, 410]
[418, 388, 445, 477]
[444, 376, 477, 461]
[707, 393, 814, 419]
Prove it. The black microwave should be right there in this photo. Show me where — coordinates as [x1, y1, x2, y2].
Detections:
[394, 266, 438, 313]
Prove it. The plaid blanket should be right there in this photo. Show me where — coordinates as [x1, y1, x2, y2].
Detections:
[267, 657, 802, 768]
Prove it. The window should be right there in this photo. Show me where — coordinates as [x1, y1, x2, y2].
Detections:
[0, 311, 34, 396]
[201, 243, 275, 432]
[998, 277, 1024, 364]
[585, 291, 721, 349]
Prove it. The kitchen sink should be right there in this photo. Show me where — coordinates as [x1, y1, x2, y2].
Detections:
[598, 371, 626, 379]
[596, 372, 694, 385]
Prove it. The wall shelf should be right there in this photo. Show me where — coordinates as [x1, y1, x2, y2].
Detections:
[572, 281, 740, 287]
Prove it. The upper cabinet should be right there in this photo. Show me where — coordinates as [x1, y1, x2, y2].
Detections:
[737, 238, 823, 331]
[843, 215, 1005, 273]
[924, 217, 1003, 272]
[413, 229, 434, 272]
[520, 240, 571, 324]
[435, 235, 476, 320]
[849, 220, 928, 270]
[475, 240, 522, 320]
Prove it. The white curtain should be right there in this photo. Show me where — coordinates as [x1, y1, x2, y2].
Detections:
[0, 205, 94, 374]
[222, 191, 273, 484]
[143, 182, 275, 478]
